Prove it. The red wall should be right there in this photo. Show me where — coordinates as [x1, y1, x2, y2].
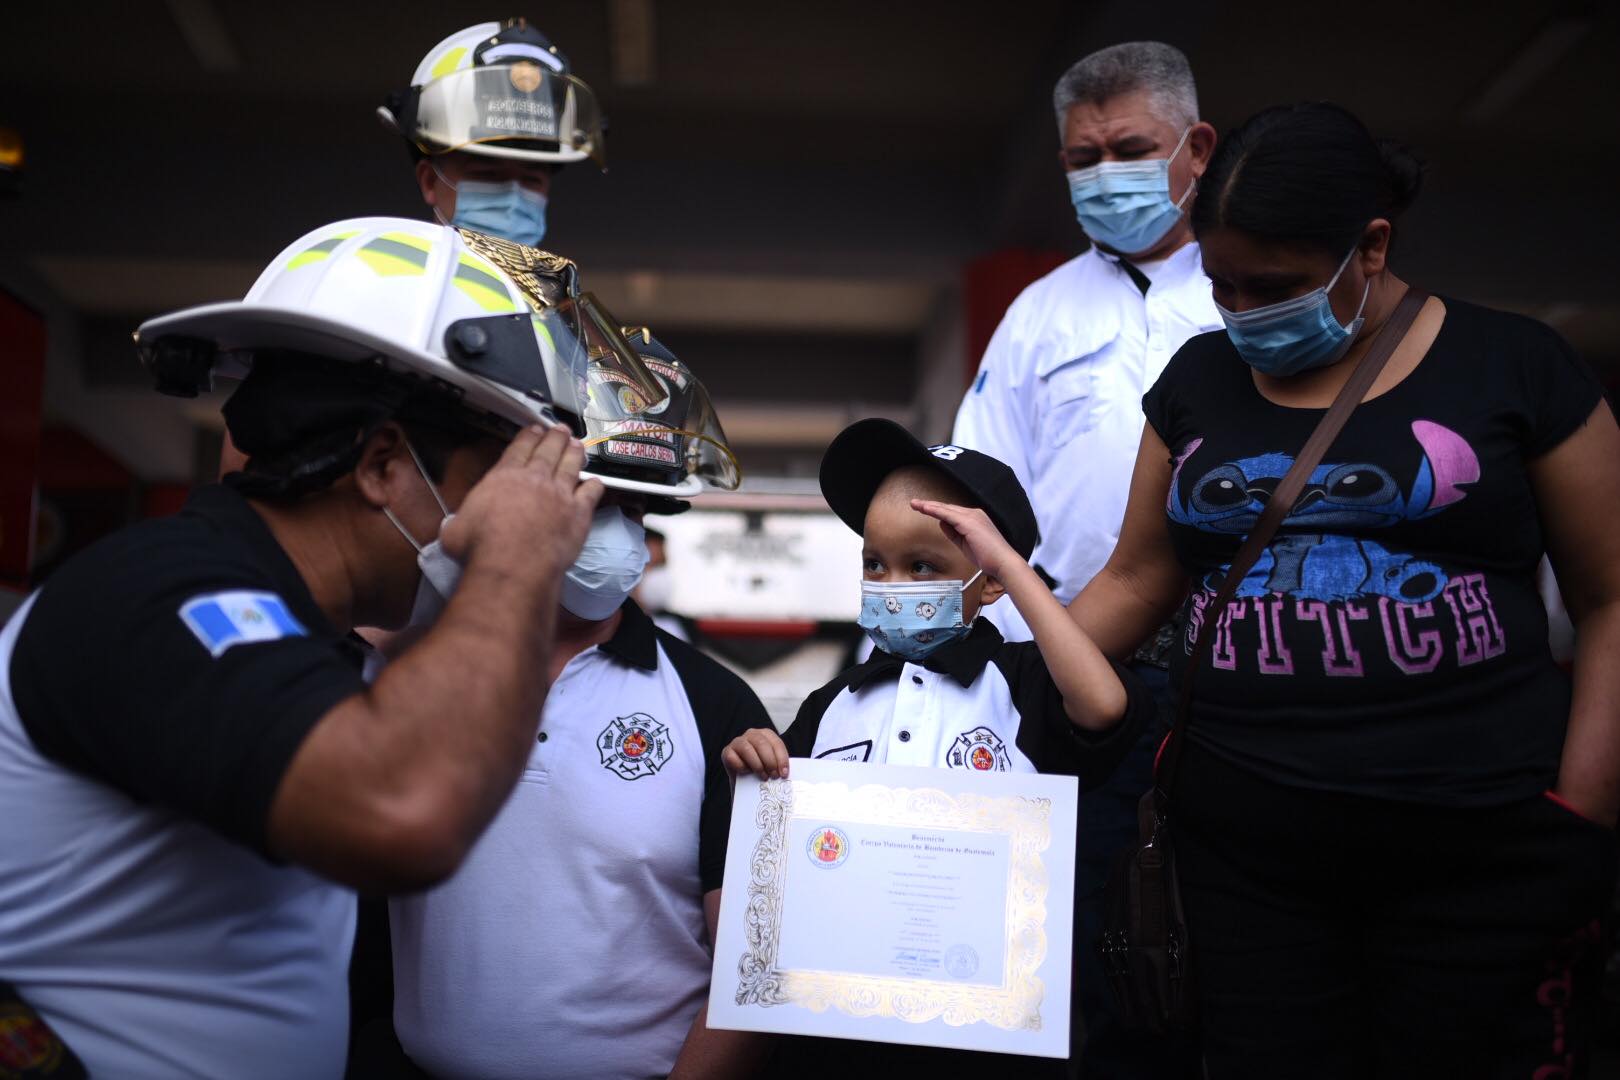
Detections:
[0, 289, 46, 592]
[961, 248, 1068, 386]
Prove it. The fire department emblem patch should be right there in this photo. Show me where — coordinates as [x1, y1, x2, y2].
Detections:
[598, 713, 673, 780]
[946, 726, 1010, 772]
[0, 998, 75, 1076]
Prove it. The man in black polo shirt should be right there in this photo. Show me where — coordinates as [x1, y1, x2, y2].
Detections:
[0, 217, 629, 1079]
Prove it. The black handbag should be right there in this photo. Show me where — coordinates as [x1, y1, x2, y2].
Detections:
[1099, 287, 1431, 1037]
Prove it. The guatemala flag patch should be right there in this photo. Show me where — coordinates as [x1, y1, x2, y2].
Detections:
[179, 590, 308, 657]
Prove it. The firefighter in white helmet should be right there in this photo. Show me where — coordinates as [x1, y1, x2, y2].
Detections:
[379, 17, 606, 247]
[0, 216, 678, 1079]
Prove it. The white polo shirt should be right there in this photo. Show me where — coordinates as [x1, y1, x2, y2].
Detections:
[390, 602, 771, 1080]
[952, 243, 1221, 640]
[785, 620, 1152, 790]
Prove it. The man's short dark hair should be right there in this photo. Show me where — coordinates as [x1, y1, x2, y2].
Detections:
[222, 350, 489, 501]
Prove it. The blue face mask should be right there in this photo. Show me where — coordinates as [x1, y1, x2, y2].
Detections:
[560, 506, 649, 621]
[857, 571, 983, 662]
[450, 179, 549, 246]
[1066, 127, 1194, 255]
[1217, 246, 1370, 376]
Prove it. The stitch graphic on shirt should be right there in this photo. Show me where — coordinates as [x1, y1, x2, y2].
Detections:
[1171, 420, 1479, 534]
[946, 726, 1011, 771]
[597, 713, 673, 780]
[1171, 420, 1479, 604]
[1185, 572, 1507, 677]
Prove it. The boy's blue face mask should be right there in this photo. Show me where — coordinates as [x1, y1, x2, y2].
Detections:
[858, 571, 983, 662]
[449, 179, 549, 246]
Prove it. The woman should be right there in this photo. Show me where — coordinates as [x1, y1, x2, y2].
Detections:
[1069, 102, 1620, 1077]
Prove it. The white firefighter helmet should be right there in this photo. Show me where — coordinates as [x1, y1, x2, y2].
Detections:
[378, 18, 605, 167]
[134, 217, 665, 444]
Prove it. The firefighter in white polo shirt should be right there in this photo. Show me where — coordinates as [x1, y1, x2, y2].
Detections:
[375, 330, 774, 1080]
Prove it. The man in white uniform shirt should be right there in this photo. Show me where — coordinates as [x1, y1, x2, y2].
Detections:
[950, 42, 1217, 1078]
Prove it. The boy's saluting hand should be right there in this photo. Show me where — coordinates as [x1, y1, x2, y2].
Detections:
[723, 727, 791, 781]
[910, 499, 1018, 583]
[912, 499, 1128, 733]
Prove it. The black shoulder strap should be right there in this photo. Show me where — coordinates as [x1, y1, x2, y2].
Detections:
[654, 629, 770, 765]
[781, 669, 863, 758]
[1156, 287, 1431, 799]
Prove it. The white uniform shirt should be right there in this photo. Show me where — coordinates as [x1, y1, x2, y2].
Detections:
[786, 621, 1151, 791]
[952, 243, 1221, 640]
[390, 603, 769, 1080]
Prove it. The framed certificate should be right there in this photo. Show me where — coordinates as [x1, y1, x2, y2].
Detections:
[707, 758, 1078, 1058]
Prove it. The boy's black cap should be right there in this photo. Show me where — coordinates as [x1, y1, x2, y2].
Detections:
[819, 418, 1039, 559]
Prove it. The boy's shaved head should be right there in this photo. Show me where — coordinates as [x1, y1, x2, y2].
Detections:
[870, 465, 976, 517]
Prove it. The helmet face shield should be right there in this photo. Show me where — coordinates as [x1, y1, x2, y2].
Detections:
[444, 297, 671, 438]
[565, 293, 669, 422]
[452, 230, 668, 432]
[583, 329, 742, 493]
[413, 64, 604, 166]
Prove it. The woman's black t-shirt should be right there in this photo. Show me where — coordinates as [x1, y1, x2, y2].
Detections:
[1142, 297, 1603, 805]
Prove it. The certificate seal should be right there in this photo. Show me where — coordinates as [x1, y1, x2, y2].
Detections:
[806, 826, 850, 868]
[944, 943, 979, 979]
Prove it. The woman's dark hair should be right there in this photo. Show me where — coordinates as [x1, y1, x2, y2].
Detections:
[1192, 102, 1424, 255]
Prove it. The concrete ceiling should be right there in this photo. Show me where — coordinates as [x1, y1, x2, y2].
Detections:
[3, 1, 1618, 481]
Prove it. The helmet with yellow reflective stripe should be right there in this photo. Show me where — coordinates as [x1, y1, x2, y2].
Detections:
[379, 18, 605, 168]
[133, 217, 664, 446]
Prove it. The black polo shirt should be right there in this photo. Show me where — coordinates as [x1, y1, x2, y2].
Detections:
[0, 484, 365, 1077]
[9, 483, 368, 852]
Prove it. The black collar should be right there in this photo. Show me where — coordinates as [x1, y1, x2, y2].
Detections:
[1094, 247, 1152, 296]
[845, 618, 1004, 692]
[596, 599, 660, 671]
[183, 484, 339, 638]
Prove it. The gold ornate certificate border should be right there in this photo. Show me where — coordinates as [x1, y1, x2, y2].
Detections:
[733, 777, 1053, 1031]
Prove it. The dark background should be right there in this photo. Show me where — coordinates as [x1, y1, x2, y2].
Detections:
[1, 0, 1617, 506]
[2, 0, 1619, 1058]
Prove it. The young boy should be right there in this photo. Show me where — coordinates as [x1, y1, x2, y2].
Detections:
[722, 418, 1154, 1077]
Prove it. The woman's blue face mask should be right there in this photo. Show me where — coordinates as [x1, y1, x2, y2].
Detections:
[1216, 246, 1370, 377]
